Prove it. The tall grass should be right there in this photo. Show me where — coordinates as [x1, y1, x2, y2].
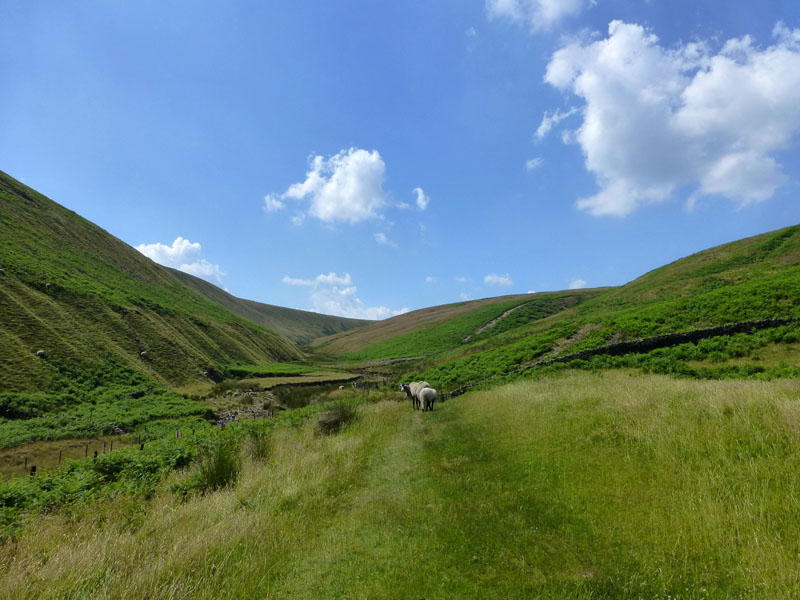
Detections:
[2, 372, 800, 598]
[173, 438, 241, 497]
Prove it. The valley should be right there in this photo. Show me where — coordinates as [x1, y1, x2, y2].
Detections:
[1, 172, 800, 597]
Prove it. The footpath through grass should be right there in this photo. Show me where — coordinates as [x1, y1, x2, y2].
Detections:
[2, 372, 800, 598]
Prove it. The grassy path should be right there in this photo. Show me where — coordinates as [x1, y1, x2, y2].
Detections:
[3, 373, 800, 598]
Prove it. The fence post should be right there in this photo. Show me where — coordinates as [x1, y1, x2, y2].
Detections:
[85, 444, 88, 458]
[59, 449, 62, 465]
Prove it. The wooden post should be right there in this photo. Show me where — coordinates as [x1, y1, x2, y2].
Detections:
[59, 449, 62, 465]
[110, 441, 113, 453]
[85, 444, 88, 458]
[102, 441, 106, 454]
[24, 456, 27, 469]
[30, 465, 36, 478]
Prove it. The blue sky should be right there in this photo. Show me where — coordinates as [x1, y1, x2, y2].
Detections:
[2, 1, 799, 319]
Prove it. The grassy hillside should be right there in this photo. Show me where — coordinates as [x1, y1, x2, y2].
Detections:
[316, 225, 800, 389]
[0, 169, 301, 394]
[3, 373, 800, 598]
[167, 267, 371, 345]
[312, 290, 605, 356]
[0, 171, 307, 446]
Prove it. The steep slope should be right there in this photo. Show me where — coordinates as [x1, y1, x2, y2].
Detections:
[166, 268, 371, 344]
[0, 170, 301, 394]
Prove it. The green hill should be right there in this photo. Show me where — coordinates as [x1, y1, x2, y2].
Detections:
[166, 267, 371, 345]
[0, 170, 302, 393]
[318, 225, 800, 388]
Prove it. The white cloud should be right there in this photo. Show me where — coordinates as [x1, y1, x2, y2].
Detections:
[455, 276, 472, 283]
[136, 237, 224, 286]
[425, 276, 437, 283]
[525, 157, 544, 171]
[568, 279, 588, 289]
[267, 148, 387, 223]
[281, 272, 353, 287]
[413, 187, 429, 210]
[544, 20, 800, 216]
[374, 232, 398, 247]
[487, 0, 590, 30]
[459, 292, 472, 301]
[466, 26, 478, 38]
[535, 107, 579, 139]
[484, 273, 514, 286]
[527, 290, 537, 294]
[263, 194, 284, 212]
[281, 272, 407, 320]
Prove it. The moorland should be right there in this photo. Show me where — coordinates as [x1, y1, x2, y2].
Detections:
[1, 171, 800, 598]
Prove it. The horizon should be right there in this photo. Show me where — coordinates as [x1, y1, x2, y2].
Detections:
[2, 1, 800, 319]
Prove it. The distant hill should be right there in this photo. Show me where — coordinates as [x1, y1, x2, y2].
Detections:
[312, 290, 606, 357]
[166, 268, 371, 345]
[0, 170, 301, 393]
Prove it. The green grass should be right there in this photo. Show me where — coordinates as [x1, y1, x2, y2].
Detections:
[388, 226, 800, 389]
[0, 361, 212, 449]
[2, 372, 800, 598]
[340, 294, 582, 361]
[0, 170, 302, 397]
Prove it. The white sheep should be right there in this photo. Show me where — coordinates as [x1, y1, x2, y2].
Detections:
[419, 387, 437, 411]
[400, 381, 431, 410]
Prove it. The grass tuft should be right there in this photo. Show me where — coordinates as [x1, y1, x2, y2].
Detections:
[174, 437, 241, 497]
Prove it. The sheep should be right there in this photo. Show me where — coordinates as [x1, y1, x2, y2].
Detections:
[139, 350, 149, 359]
[419, 387, 437, 411]
[400, 381, 431, 410]
[36, 349, 46, 358]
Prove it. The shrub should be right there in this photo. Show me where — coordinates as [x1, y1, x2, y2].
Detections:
[245, 429, 271, 462]
[174, 437, 241, 497]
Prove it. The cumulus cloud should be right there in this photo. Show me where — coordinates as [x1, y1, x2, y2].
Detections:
[487, 0, 591, 30]
[543, 20, 800, 216]
[568, 279, 588, 289]
[425, 276, 437, 283]
[281, 272, 408, 320]
[265, 148, 387, 223]
[136, 237, 224, 285]
[484, 273, 514, 286]
[413, 187, 430, 210]
[374, 232, 398, 247]
[525, 157, 544, 171]
[455, 276, 472, 283]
